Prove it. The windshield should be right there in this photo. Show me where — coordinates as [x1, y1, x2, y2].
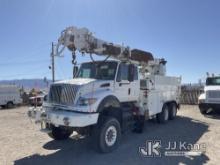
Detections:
[206, 77, 220, 86]
[76, 61, 118, 80]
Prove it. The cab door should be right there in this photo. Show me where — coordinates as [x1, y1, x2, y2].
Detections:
[114, 63, 130, 102]
[114, 63, 139, 102]
[129, 65, 139, 101]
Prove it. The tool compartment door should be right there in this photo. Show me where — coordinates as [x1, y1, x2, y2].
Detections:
[147, 90, 163, 116]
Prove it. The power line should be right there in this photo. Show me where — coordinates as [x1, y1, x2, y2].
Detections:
[2, 42, 51, 63]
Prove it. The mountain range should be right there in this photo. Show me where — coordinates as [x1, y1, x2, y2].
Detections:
[0, 79, 52, 89]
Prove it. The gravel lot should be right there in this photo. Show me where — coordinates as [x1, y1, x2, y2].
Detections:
[0, 105, 220, 165]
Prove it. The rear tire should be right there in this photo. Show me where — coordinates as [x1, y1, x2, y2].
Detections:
[48, 126, 73, 140]
[157, 104, 169, 124]
[169, 103, 177, 120]
[92, 117, 121, 153]
[6, 102, 14, 109]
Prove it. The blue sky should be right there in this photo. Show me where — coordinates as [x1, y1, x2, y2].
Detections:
[0, 0, 219, 83]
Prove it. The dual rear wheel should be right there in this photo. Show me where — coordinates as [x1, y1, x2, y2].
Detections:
[157, 103, 177, 123]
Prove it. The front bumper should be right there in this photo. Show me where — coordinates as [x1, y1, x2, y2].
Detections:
[28, 107, 99, 128]
[46, 110, 99, 127]
[199, 103, 220, 110]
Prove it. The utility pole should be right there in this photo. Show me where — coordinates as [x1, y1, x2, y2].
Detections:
[51, 42, 55, 82]
[50, 42, 64, 81]
[72, 51, 78, 78]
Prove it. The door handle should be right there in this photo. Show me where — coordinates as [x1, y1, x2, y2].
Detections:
[119, 82, 130, 86]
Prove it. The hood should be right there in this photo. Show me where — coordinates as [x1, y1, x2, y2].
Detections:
[54, 78, 96, 86]
[53, 78, 113, 95]
[204, 86, 220, 91]
[46, 78, 114, 110]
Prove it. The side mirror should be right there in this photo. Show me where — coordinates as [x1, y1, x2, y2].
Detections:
[73, 66, 79, 78]
[128, 64, 135, 82]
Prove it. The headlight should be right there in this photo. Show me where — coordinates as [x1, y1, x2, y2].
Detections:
[77, 97, 97, 106]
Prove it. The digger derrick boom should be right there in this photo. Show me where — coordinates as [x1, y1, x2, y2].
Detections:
[55, 26, 154, 64]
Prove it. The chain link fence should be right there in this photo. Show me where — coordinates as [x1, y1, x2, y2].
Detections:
[180, 84, 204, 105]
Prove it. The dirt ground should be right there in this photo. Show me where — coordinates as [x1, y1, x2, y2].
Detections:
[0, 105, 220, 165]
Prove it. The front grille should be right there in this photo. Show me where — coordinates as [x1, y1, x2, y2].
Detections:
[49, 84, 79, 105]
[208, 91, 220, 99]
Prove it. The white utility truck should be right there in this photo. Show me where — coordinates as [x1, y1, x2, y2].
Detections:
[28, 26, 181, 153]
[198, 76, 220, 114]
[0, 85, 22, 108]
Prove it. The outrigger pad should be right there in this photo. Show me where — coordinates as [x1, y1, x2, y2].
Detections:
[131, 49, 154, 63]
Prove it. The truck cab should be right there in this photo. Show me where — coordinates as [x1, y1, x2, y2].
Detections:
[198, 76, 220, 114]
[44, 60, 139, 114]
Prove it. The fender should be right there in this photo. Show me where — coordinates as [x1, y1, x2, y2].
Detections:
[97, 95, 120, 113]
[198, 93, 205, 101]
[165, 100, 180, 109]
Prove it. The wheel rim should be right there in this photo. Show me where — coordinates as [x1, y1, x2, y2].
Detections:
[105, 125, 117, 147]
[164, 107, 169, 121]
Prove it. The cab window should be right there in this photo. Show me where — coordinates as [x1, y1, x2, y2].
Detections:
[117, 63, 138, 81]
[117, 63, 129, 82]
[133, 66, 138, 80]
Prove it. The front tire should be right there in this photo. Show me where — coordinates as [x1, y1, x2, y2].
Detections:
[199, 104, 210, 115]
[92, 117, 121, 153]
[157, 104, 169, 124]
[200, 108, 208, 115]
[48, 126, 73, 140]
